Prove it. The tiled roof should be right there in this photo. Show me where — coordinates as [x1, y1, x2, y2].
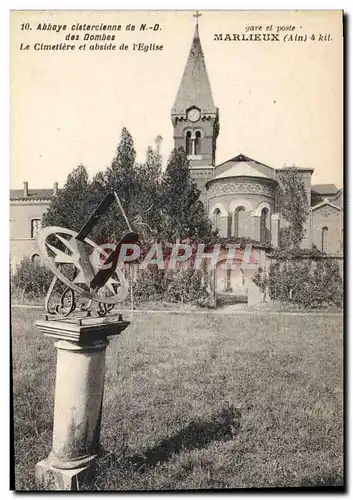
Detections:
[214, 153, 275, 180]
[214, 161, 269, 180]
[311, 184, 338, 195]
[10, 189, 55, 200]
[217, 154, 270, 169]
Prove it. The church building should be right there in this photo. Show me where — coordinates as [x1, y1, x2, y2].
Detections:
[10, 17, 343, 277]
[170, 20, 343, 255]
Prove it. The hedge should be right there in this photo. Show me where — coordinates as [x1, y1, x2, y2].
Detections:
[252, 254, 343, 309]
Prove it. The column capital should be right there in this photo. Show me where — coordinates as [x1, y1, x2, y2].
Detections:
[37, 315, 130, 345]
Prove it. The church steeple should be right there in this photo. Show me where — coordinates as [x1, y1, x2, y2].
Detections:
[171, 14, 219, 175]
[172, 23, 217, 115]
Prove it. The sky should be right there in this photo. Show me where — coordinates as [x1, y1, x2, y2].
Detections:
[10, 10, 343, 190]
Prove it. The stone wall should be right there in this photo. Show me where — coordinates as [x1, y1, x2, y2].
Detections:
[10, 200, 50, 272]
[311, 204, 343, 255]
[215, 249, 343, 306]
[10, 238, 40, 273]
[190, 167, 214, 205]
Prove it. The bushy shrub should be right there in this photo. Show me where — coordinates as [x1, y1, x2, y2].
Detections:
[132, 266, 215, 306]
[11, 257, 53, 299]
[163, 268, 211, 305]
[131, 267, 166, 302]
[252, 254, 343, 309]
[12, 256, 215, 307]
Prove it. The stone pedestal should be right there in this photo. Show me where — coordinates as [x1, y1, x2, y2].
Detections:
[35, 315, 129, 490]
[35, 459, 93, 491]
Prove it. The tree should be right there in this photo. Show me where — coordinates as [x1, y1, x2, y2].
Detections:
[42, 129, 165, 245]
[91, 127, 141, 243]
[41, 132, 214, 249]
[160, 147, 214, 243]
[42, 164, 91, 232]
[134, 142, 163, 239]
[276, 167, 309, 248]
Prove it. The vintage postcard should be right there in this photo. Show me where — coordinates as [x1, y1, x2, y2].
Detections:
[10, 10, 344, 491]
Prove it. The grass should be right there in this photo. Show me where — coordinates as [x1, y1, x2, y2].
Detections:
[11, 308, 343, 490]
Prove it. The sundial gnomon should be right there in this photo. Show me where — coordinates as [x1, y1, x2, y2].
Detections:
[37, 192, 139, 318]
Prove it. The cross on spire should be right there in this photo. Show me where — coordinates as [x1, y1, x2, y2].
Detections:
[193, 10, 202, 28]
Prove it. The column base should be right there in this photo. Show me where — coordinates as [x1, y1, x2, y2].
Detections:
[35, 456, 95, 491]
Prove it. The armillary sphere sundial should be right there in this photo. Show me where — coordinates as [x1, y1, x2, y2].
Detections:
[37, 191, 139, 318]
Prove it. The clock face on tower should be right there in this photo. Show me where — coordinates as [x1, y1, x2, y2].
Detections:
[187, 108, 201, 122]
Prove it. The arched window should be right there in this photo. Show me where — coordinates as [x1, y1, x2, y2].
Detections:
[234, 207, 245, 237]
[195, 131, 202, 155]
[321, 226, 328, 253]
[31, 219, 42, 239]
[184, 130, 202, 156]
[185, 131, 192, 155]
[213, 208, 221, 230]
[260, 208, 269, 243]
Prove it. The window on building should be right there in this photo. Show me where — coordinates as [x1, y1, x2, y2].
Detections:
[185, 131, 192, 155]
[321, 226, 328, 253]
[31, 219, 42, 239]
[195, 131, 202, 155]
[233, 207, 245, 237]
[213, 208, 221, 230]
[260, 208, 269, 243]
[185, 130, 202, 156]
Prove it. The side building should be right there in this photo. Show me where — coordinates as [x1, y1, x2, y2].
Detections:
[10, 181, 59, 273]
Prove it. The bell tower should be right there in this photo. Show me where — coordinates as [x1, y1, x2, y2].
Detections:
[171, 12, 219, 202]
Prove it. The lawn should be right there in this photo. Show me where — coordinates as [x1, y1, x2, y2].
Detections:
[11, 308, 343, 491]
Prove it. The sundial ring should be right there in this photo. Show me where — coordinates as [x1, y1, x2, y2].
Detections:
[37, 226, 128, 304]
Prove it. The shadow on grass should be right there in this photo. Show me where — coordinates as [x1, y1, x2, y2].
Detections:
[128, 405, 241, 472]
[94, 405, 241, 484]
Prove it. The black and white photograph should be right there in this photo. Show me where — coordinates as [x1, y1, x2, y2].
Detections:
[9, 9, 344, 491]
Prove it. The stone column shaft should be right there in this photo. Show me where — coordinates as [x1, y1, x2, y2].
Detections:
[251, 215, 261, 241]
[271, 213, 280, 248]
[50, 339, 109, 469]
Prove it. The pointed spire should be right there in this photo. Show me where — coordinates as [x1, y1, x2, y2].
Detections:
[172, 21, 216, 115]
